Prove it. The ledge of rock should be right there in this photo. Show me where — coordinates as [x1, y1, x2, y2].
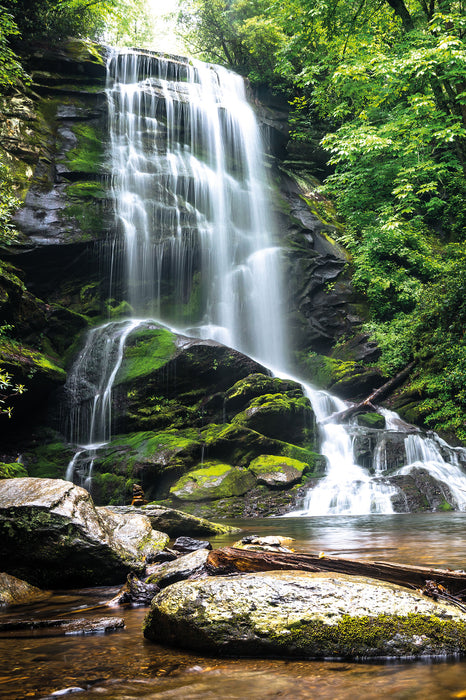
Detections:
[105, 504, 239, 537]
[0, 478, 168, 587]
[144, 570, 466, 660]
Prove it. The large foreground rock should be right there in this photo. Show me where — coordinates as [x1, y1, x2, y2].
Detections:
[144, 571, 466, 660]
[0, 478, 169, 587]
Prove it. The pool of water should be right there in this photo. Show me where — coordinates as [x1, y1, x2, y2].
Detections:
[2, 514, 466, 699]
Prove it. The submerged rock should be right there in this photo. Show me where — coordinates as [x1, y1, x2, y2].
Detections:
[0, 616, 124, 635]
[144, 571, 466, 660]
[0, 478, 168, 587]
[0, 572, 49, 607]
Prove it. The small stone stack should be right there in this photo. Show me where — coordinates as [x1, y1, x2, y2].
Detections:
[131, 484, 148, 507]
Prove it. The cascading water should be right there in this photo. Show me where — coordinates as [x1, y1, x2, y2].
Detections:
[106, 49, 287, 369]
[64, 47, 466, 513]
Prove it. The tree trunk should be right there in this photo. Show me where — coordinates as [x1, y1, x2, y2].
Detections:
[321, 360, 416, 425]
[206, 547, 466, 598]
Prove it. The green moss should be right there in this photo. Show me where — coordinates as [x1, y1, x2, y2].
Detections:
[91, 472, 134, 506]
[24, 442, 75, 479]
[0, 339, 66, 381]
[170, 460, 256, 501]
[116, 328, 177, 384]
[438, 499, 454, 512]
[274, 613, 466, 659]
[65, 122, 106, 174]
[356, 412, 386, 429]
[249, 454, 307, 475]
[0, 462, 28, 478]
[66, 181, 107, 199]
[94, 429, 201, 477]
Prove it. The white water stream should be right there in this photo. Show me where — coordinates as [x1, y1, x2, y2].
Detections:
[65, 48, 466, 513]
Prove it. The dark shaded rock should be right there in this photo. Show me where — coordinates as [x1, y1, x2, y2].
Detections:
[144, 571, 466, 659]
[108, 572, 159, 606]
[0, 616, 124, 635]
[145, 548, 210, 589]
[0, 478, 168, 587]
[0, 572, 49, 607]
[172, 536, 212, 553]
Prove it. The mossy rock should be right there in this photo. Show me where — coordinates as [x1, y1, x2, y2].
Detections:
[90, 472, 135, 506]
[0, 462, 28, 479]
[232, 392, 315, 445]
[248, 454, 307, 489]
[170, 461, 256, 501]
[23, 441, 76, 480]
[201, 422, 325, 473]
[115, 327, 177, 385]
[297, 351, 385, 400]
[356, 412, 386, 429]
[92, 429, 202, 501]
[224, 374, 304, 415]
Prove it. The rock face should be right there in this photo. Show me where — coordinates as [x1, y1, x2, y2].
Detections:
[144, 570, 466, 660]
[0, 478, 168, 587]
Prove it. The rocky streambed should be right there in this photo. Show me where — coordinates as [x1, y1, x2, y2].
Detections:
[2, 477, 466, 668]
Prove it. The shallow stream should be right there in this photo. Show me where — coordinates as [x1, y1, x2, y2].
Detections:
[2, 514, 466, 699]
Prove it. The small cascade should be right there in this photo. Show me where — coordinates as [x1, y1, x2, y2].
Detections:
[64, 319, 142, 486]
[397, 434, 466, 510]
[286, 381, 397, 516]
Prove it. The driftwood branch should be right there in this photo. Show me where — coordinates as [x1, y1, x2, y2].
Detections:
[206, 547, 466, 598]
[322, 360, 416, 425]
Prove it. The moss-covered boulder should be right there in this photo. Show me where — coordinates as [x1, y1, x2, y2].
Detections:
[249, 455, 308, 489]
[144, 570, 466, 660]
[356, 412, 386, 429]
[224, 374, 305, 415]
[232, 393, 315, 444]
[297, 351, 385, 401]
[0, 478, 168, 587]
[170, 462, 256, 501]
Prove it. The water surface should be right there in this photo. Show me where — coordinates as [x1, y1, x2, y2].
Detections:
[2, 514, 466, 699]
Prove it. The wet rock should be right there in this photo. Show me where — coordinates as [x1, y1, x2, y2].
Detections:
[144, 571, 466, 660]
[105, 504, 239, 536]
[0, 478, 168, 587]
[0, 616, 124, 635]
[172, 536, 212, 553]
[108, 572, 160, 606]
[0, 572, 49, 607]
[145, 548, 210, 589]
[170, 462, 256, 502]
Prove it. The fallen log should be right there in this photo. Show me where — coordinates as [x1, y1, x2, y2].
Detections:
[321, 360, 416, 425]
[206, 547, 466, 598]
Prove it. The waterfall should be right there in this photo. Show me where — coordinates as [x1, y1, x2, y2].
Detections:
[63, 47, 466, 513]
[106, 49, 287, 369]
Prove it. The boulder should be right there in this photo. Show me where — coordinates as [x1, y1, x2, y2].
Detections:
[249, 455, 308, 489]
[0, 572, 49, 607]
[0, 478, 168, 587]
[144, 570, 466, 660]
[104, 504, 238, 536]
[169, 462, 256, 502]
[145, 548, 210, 589]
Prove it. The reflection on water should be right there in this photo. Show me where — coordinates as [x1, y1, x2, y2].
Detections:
[2, 514, 466, 699]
